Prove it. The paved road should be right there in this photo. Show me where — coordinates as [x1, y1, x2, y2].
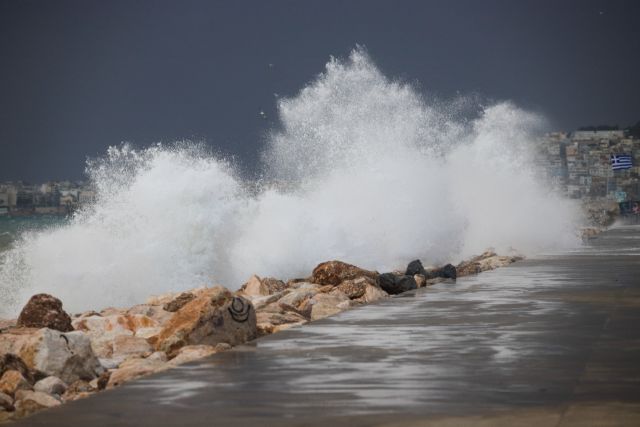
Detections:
[18, 226, 640, 426]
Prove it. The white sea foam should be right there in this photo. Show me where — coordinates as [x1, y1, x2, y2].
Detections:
[0, 48, 581, 315]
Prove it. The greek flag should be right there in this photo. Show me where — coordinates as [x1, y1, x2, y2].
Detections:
[611, 154, 633, 171]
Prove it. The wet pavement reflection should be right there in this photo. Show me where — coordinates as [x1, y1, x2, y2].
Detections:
[18, 226, 640, 426]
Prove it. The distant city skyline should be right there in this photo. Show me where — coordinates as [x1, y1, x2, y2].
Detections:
[1, 0, 639, 181]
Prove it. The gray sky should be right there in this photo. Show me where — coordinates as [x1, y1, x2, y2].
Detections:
[1, 0, 639, 181]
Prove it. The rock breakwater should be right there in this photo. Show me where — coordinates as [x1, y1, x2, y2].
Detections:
[0, 250, 522, 423]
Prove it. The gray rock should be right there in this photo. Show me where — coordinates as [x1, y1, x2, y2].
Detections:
[19, 328, 104, 384]
[34, 376, 67, 396]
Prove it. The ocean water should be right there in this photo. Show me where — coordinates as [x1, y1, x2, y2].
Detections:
[0, 48, 582, 316]
[0, 216, 68, 253]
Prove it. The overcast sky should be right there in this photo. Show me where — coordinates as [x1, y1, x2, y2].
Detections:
[1, 0, 639, 181]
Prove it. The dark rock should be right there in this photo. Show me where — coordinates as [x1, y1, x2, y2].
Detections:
[405, 259, 427, 277]
[312, 260, 378, 286]
[441, 263, 457, 280]
[0, 354, 34, 384]
[425, 263, 457, 280]
[378, 273, 417, 295]
[16, 294, 73, 332]
[96, 371, 111, 391]
[163, 292, 196, 312]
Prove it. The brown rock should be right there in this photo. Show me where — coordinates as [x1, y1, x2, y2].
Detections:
[457, 251, 524, 277]
[126, 304, 173, 325]
[309, 292, 351, 321]
[96, 371, 111, 390]
[336, 276, 377, 299]
[112, 335, 153, 358]
[60, 380, 94, 402]
[14, 390, 60, 417]
[72, 313, 159, 358]
[239, 276, 287, 298]
[106, 358, 167, 389]
[145, 351, 168, 362]
[354, 283, 389, 304]
[262, 278, 287, 294]
[277, 288, 318, 314]
[0, 370, 32, 397]
[163, 292, 196, 312]
[168, 345, 218, 366]
[154, 287, 257, 356]
[0, 328, 39, 357]
[16, 294, 73, 332]
[245, 292, 286, 311]
[311, 260, 378, 286]
[256, 311, 307, 327]
[238, 275, 268, 297]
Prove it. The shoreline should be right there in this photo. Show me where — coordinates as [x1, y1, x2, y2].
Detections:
[0, 250, 522, 423]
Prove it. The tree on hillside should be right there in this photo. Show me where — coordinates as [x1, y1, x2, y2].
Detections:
[626, 121, 640, 138]
[577, 125, 619, 131]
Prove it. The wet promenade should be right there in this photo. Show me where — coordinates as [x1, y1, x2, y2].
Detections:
[18, 226, 640, 426]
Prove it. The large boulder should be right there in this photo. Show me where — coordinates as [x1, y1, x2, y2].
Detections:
[72, 313, 159, 358]
[311, 261, 378, 286]
[405, 259, 427, 277]
[378, 273, 417, 295]
[18, 328, 103, 384]
[16, 294, 73, 332]
[277, 287, 318, 317]
[457, 251, 523, 277]
[153, 286, 257, 356]
[309, 292, 350, 321]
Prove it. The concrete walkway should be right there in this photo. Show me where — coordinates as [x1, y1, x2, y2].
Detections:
[17, 226, 640, 426]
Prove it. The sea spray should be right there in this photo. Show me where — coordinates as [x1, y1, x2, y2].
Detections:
[0, 48, 581, 315]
